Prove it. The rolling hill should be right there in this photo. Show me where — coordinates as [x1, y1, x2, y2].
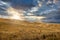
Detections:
[0, 18, 60, 40]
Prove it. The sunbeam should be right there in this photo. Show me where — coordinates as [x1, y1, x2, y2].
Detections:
[7, 7, 24, 20]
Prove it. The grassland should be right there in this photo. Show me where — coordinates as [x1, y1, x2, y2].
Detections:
[0, 18, 60, 40]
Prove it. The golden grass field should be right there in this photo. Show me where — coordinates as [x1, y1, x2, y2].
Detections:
[0, 18, 60, 40]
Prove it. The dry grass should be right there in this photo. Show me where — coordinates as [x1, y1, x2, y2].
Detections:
[0, 18, 60, 40]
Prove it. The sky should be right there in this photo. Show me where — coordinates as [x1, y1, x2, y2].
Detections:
[0, 0, 60, 22]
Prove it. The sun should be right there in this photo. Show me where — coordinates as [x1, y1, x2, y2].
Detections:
[11, 15, 20, 20]
[7, 7, 23, 20]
